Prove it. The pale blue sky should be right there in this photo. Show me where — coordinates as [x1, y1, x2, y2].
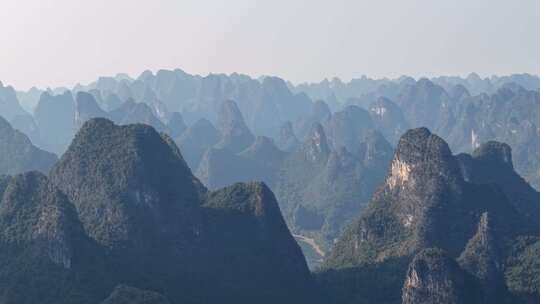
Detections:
[1, 0, 539, 90]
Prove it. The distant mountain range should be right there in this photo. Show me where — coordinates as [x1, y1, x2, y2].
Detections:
[4, 71, 540, 262]
[7, 71, 540, 190]
[0, 115, 57, 175]
[2, 70, 540, 302]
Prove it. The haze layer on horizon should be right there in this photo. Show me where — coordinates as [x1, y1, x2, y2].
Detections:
[1, 0, 539, 90]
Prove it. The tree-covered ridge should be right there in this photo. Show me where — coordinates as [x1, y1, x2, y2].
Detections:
[275, 122, 393, 253]
[202, 182, 318, 303]
[320, 128, 540, 303]
[0, 117, 319, 304]
[49, 118, 205, 253]
[402, 248, 480, 304]
[7, 71, 540, 272]
[0, 171, 111, 304]
[2, 68, 540, 303]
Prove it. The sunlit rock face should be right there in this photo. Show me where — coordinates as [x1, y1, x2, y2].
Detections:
[304, 123, 331, 162]
[321, 126, 540, 304]
[402, 248, 478, 304]
[326, 127, 517, 266]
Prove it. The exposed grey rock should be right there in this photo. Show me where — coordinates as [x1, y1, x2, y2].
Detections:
[402, 248, 478, 304]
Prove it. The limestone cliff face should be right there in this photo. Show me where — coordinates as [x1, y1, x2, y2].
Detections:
[321, 127, 539, 304]
[325, 128, 477, 267]
[402, 248, 477, 304]
[386, 128, 461, 193]
[458, 212, 511, 303]
[304, 123, 331, 163]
